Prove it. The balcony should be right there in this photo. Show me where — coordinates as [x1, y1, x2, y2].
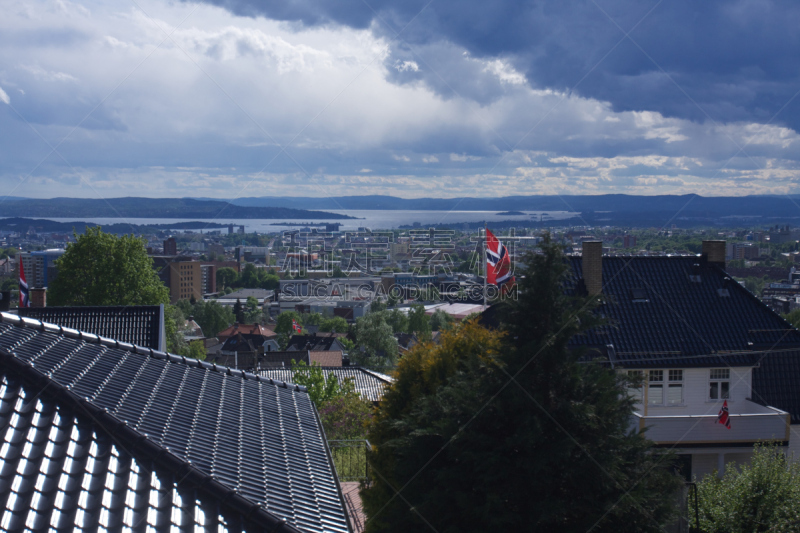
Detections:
[632, 400, 790, 446]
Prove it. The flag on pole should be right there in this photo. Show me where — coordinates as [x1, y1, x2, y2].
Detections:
[717, 400, 731, 429]
[292, 319, 302, 333]
[18, 259, 29, 308]
[485, 229, 515, 293]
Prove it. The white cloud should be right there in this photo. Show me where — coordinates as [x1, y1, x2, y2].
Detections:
[1, 0, 800, 198]
[450, 153, 481, 162]
[394, 60, 419, 72]
[18, 64, 78, 82]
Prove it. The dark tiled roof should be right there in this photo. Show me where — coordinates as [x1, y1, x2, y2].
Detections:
[0, 314, 350, 533]
[259, 367, 394, 403]
[208, 350, 310, 370]
[287, 335, 343, 352]
[566, 256, 800, 367]
[217, 324, 276, 340]
[18, 305, 164, 351]
[752, 350, 800, 423]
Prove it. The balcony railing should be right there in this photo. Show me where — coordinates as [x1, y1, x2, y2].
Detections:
[633, 403, 790, 446]
[329, 439, 371, 483]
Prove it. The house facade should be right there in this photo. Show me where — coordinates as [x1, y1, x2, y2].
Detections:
[571, 240, 800, 480]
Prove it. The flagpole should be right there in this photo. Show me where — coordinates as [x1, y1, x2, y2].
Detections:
[483, 223, 487, 311]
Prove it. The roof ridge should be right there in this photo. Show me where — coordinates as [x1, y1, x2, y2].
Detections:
[0, 312, 308, 393]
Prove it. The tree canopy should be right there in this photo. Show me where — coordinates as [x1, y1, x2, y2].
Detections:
[353, 312, 398, 372]
[361, 235, 682, 532]
[697, 443, 800, 533]
[49, 227, 168, 306]
[175, 299, 234, 338]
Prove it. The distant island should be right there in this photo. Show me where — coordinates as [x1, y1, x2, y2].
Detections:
[0, 197, 356, 220]
[496, 210, 525, 216]
[0, 218, 232, 234]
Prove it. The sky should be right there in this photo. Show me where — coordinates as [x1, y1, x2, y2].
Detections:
[2, 0, 800, 199]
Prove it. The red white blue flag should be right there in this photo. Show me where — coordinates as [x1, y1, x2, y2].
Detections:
[19, 259, 29, 308]
[717, 400, 731, 429]
[486, 229, 515, 292]
[292, 319, 302, 333]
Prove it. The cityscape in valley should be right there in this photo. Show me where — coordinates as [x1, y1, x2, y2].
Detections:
[5, 0, 800, 531]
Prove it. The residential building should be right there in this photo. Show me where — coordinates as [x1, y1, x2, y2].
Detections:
[216, 323, 277, 343]
[163, 236, 177, 255]
[565, 240, 800, 480]
[622, 234, 637, 248]
[168, 261, 217, 303]
[0, 312, 351, 533]
[17, 249, 65, 288]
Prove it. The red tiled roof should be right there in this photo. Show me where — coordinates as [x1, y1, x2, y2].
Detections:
[217, 324, 277, 339]
[309, 351, 343, 367]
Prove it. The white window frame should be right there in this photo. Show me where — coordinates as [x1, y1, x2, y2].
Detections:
[645, 369, 684, 407]
[709, 368, 731, 401]
[648, 370, 664, 406]
[667, 369, 683, 406]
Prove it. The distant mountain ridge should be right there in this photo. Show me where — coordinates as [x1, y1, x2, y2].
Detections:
[0, 197, 355, 219]
[221, 193, 800, 217]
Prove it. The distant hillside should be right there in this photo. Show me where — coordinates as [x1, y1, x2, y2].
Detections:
[0, 198, 355, 219]
[0, 218, 229, 234]
[225, 194, 800, 217]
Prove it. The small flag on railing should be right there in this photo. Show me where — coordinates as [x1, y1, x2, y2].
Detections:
[717, 400, 731, 429]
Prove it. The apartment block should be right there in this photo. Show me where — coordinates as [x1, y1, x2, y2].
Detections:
[168, 261, 217, 303]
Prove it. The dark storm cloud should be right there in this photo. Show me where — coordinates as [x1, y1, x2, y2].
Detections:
[196, 0, 800, 129]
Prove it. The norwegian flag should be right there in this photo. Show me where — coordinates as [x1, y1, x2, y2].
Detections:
[18, 259, 29, 308]
[292, 319, 302, 333]
[486, 229, 515, 292]
[717, 400, 731, 429]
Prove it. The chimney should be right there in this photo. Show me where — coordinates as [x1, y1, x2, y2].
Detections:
[582, 241, 603, 295]
[0, 291, 10, 312]
[30, 287, 46, 308]
[702, 240, 726, 269]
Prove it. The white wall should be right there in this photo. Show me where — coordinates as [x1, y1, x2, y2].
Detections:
[627, 367, 754, 416]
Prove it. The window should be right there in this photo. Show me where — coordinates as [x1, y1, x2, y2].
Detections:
[667, 369, 683, 405]
[648, 370, 663, 405]
[709, 368, 730, 400]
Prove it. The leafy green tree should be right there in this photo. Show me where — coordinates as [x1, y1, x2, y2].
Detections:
[697, 443, 800, 533]
[407, 303, 431, 338]
[332, 265, 345, 278]
[429, 308, 454, 331]
[320, 316, 349, 333]
[383, 308, 409, 334]
[290, 360, 351, 406]
[175, 299, 234, 338]
[361, 236, 682, 532]
[184, 340, 207, 361]
[370, 299, 387, 313]
[302, 312, 323, 326]
[784, 309, 800, 330]
[49, 227, 168, 306]
[217, 267, 239, 289]
[353, 312, 398, 371]
[241, 263, 260, 287]
[244, 296, 261, 323]
[275, 311, 302, 348]
[318, 393, 373, 440]
[259, 271, 280, 291]
[164, 304, 187, 354]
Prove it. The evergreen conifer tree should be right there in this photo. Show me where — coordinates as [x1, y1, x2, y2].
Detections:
[361, 235, 682, 532]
